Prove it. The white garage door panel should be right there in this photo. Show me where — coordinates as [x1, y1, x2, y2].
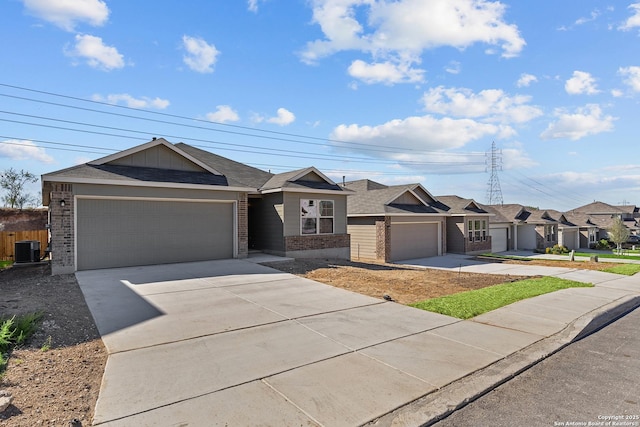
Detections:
[491, 228, 508, 253]
[390, 222, 439, 261]
[77, 199, 234, 270]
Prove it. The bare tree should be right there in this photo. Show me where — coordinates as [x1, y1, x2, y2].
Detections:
[0, 168, 38, 209]
[608, 216, 630, 255]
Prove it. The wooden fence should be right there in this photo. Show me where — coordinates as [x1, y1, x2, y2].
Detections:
[0, 230, 49, 261]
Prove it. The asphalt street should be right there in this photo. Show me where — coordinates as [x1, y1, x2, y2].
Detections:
[433, 307, 640, 427]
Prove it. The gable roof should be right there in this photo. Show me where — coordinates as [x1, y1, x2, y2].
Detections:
[260, 167, 344, 193]
[175, 142, 272, 188]
[570, 201, 626, 215]
[91, 138, 223, 175]
[346, 181, 448, 216]
[42, 139, 349, 204]
[436, 195, 490, 216]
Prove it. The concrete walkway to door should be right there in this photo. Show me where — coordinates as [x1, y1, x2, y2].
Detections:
[76, 258, 640, 426]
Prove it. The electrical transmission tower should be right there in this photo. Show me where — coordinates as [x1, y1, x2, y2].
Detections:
[486, 141, 503, 205]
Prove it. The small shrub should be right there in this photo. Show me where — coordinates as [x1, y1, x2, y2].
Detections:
[0, 312, 43, 374]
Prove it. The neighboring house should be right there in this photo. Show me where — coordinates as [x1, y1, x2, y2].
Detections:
[562, 212, 599, 248]
[41, 138, 351, 274]
[485, 204, 565, 251]
[479, 204, 512, 253]
[569, 201, 639, 237]
[544, 209, 581, 250]
[343, 180, 448, 262]
[436, 195, 493, 255]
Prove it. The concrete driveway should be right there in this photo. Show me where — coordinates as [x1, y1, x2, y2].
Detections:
[77, 258, 546, 426]
[76, 257, 640, 426]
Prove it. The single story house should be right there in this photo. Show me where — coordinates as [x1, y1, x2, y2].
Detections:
[343, 179, 448, 262]
[42, 138, 351, 274]
[436, 195, 493, 255]
[484, 204, 562, 251]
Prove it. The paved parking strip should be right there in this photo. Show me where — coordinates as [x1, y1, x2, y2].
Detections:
[75, 258, 640, 426]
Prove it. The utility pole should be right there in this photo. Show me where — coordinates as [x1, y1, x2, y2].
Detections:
[486, 141, 503, 205]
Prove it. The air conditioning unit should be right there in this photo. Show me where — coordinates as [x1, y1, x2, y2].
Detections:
[14, 240, 41, 263]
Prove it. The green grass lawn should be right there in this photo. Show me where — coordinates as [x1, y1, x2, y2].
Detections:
[0, 260, 12, 269]
[410, 277, 593, 320]
[601, 264, 640, 276]
[572, 252, 640, 260]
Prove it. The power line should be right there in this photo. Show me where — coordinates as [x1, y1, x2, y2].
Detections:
[0, 83, 485, 157]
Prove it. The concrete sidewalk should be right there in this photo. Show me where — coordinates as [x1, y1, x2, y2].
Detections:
[76, 258, 640, 426]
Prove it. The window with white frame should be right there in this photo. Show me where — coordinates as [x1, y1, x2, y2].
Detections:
[468, 219, 487, 242]
[301, 199, 334, 235]
[545, 225, 556, 242]
[588, 228, 596, 243]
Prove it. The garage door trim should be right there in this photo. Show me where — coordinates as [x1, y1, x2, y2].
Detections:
[74, 195, 237, 269]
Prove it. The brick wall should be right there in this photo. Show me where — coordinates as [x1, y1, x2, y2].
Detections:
[464, 237, 492, 254]
[284, 233, 350, 251]
[49, 184, 75, 274]
[375, 217, 391, 262]
[237, 193, 248, 258]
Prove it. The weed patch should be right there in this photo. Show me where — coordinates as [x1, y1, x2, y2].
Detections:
[0, 312, 43, 374]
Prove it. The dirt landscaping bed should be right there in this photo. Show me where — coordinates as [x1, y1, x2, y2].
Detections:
[0, 264, 107, 427]
[0, 256, 625, 425]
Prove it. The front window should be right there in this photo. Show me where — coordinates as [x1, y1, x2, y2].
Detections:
[468, 219, 487, 242]
[545, 225, 556, 242]
[301, 199, 334, 234]
[589, 229, 596, 243]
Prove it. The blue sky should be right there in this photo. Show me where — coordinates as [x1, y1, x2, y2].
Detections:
[1, 0, 640, 210]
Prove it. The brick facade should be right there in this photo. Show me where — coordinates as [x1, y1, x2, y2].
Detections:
[463, 237, 492, 254]
[49, 184, 75, 275]
[237, 193, 248, 258]
[375, 218, 391, 262]
[284, 233, 350, 251]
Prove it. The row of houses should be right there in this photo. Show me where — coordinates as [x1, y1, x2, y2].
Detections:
[40, 138, 638, 274]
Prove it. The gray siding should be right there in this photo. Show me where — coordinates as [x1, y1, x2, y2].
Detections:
[76, 198, 234, 270]
[283, 192, 348, 236]
[110, 144, 206, 172]
[446, 217, 465, 253]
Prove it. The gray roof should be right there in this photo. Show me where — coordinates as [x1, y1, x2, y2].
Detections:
[43, 140, 346, 196]
[436, 195, 489, 215]
[347, 184, 448, 216]
[176, 143, 272, 188]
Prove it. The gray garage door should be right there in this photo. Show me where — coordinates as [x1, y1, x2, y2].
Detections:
[77, 199, 234, 270]
[390, 222, 439, 261]
[491, 228, 508, 253]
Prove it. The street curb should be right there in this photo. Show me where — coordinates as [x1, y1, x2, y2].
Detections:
[365, 294, 640, 427]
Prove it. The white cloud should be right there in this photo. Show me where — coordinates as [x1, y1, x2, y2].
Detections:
[574, 9, 601, 26]
[182, 35, 220, 73]
[92, 93, 170, 109]
[248, 0, 266, 13]
[66, 34, 124, 70]
[445, 61, 461, 75]
[331, 115, 505, 153]
[565, 70, 600, 95]
[619, 66, 640, 92]
[516, 73, 537, 87]
[540, 104, 616, 141]
[267, 108, 296, 126]
[619, 3, 640, 31]
[422, 86, 543, 124]
[347, 59, 424, 84]
[502, 142, 538, 169]
[301, 0, 525, 84]
[0, 139, 54, 163]
[206, 105, 240, 123]
[22, 0, 109, 31]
